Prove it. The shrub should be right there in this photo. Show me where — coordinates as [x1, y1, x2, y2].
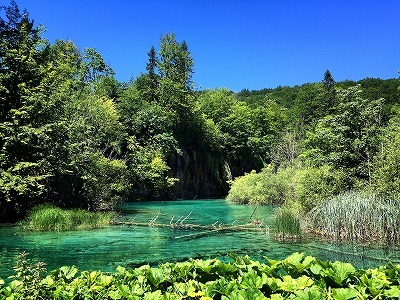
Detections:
[7, 252, 47, 300]
[226, 170, 262, 204]
[226, 167, 290, 205]
[226, 164, 347, 212]
[291, 164, 349, 212]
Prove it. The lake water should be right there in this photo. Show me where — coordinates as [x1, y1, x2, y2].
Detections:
[0, 199, 399, 280]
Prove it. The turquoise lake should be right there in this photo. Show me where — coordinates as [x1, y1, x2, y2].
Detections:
[0, 199, 399, 280]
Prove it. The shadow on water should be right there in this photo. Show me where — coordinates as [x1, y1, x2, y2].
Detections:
[0, 199, 399, 280]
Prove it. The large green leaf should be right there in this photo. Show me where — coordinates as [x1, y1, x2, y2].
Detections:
[143, 290, 162, 300]
[292, 286, 324, 300]
[57, 265, 79, 281]
[384, 286, 400, 298]
[331, 288, 358, 300]
[240, 270, 268, 289]
[279, 275, 313, 292]
[322, 261, 356, 285]
[360, 269, 391, 296]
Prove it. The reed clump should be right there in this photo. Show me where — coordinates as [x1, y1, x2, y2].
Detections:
[21, 205, 116, 231]
[309, 191, 400, 245]
[271, 207, 301, 240]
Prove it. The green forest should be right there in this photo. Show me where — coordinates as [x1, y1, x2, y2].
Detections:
[1, 0, 400, 231]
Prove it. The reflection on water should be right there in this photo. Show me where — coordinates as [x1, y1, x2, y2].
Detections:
[0, 199, 399, 280]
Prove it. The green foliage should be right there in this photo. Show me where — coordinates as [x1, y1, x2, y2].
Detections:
[0, 0, 46, 122]
[81, 154, 128, 210]
[117, 80, 179, 200]
[65, 94, 127, 209]
[293, 83, 326, 124]
[0, 2, 58, 218]
[1, 252, 400, 299]
[372, 117, 400, 199]
[0, 1, 128, 218]
[357, 77, 400, 117]
[270, 131, 301, 168]
[126, 137, 176, 200]
[118, 83, 175, 147]
[302, 85, 383, 182]
[94, 76, 126, 99]
[226, 170, 262, 204]
[198, 89, 288, 175]
[157, 33, 195, 129]
[309, 191, 400, 244]
[20, 205, 116, 231]
[118, 36, 230, 200]
[197, 88, 236, 122]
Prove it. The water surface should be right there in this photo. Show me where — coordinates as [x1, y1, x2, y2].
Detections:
[0, 199, 399, 280]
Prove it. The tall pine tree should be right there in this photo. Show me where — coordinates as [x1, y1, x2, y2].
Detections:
[322, 69, 336, 113]
[145, 45, 158, 102]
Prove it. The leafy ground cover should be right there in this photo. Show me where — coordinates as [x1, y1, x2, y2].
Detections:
[1, 252, 399, 299]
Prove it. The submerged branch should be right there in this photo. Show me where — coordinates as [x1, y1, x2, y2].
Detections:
[179, 209, 193, 225]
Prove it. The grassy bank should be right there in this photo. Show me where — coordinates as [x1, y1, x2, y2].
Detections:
[20, 205, 116, 231]
[1, 252, 399, 299]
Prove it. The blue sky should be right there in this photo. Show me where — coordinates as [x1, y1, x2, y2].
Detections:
[12, 0, 400, 92]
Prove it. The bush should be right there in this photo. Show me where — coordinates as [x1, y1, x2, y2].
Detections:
[291, 164, 349, 212]
[309, 191, 400, 244]
[226, 167, 290, 205]
[21, 205, 115, 231]
[226, 164, 347, 212]
[226, 170, 262, 204]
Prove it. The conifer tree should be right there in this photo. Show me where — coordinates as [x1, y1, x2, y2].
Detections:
[322, 69, 336, 112]
[157, 33, 195, 124]
[145, 45, 158, 102]
[177, 40, 194, 91]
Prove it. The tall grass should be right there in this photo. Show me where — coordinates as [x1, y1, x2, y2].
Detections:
[271, 208, 301, 240]
[309, 191, 400, 245]
[21, 205, 116, 231]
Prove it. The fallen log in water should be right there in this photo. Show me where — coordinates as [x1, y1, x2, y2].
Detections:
[111, 220, 265, 238]
[111, 206, 268, 240]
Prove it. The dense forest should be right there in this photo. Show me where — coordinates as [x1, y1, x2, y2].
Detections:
[1, 1, 400, 223]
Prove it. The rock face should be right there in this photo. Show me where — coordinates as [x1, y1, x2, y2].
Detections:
[169, 148, 231, 200]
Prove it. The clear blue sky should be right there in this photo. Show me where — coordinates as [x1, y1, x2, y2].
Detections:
[12, 0, 400, 92]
